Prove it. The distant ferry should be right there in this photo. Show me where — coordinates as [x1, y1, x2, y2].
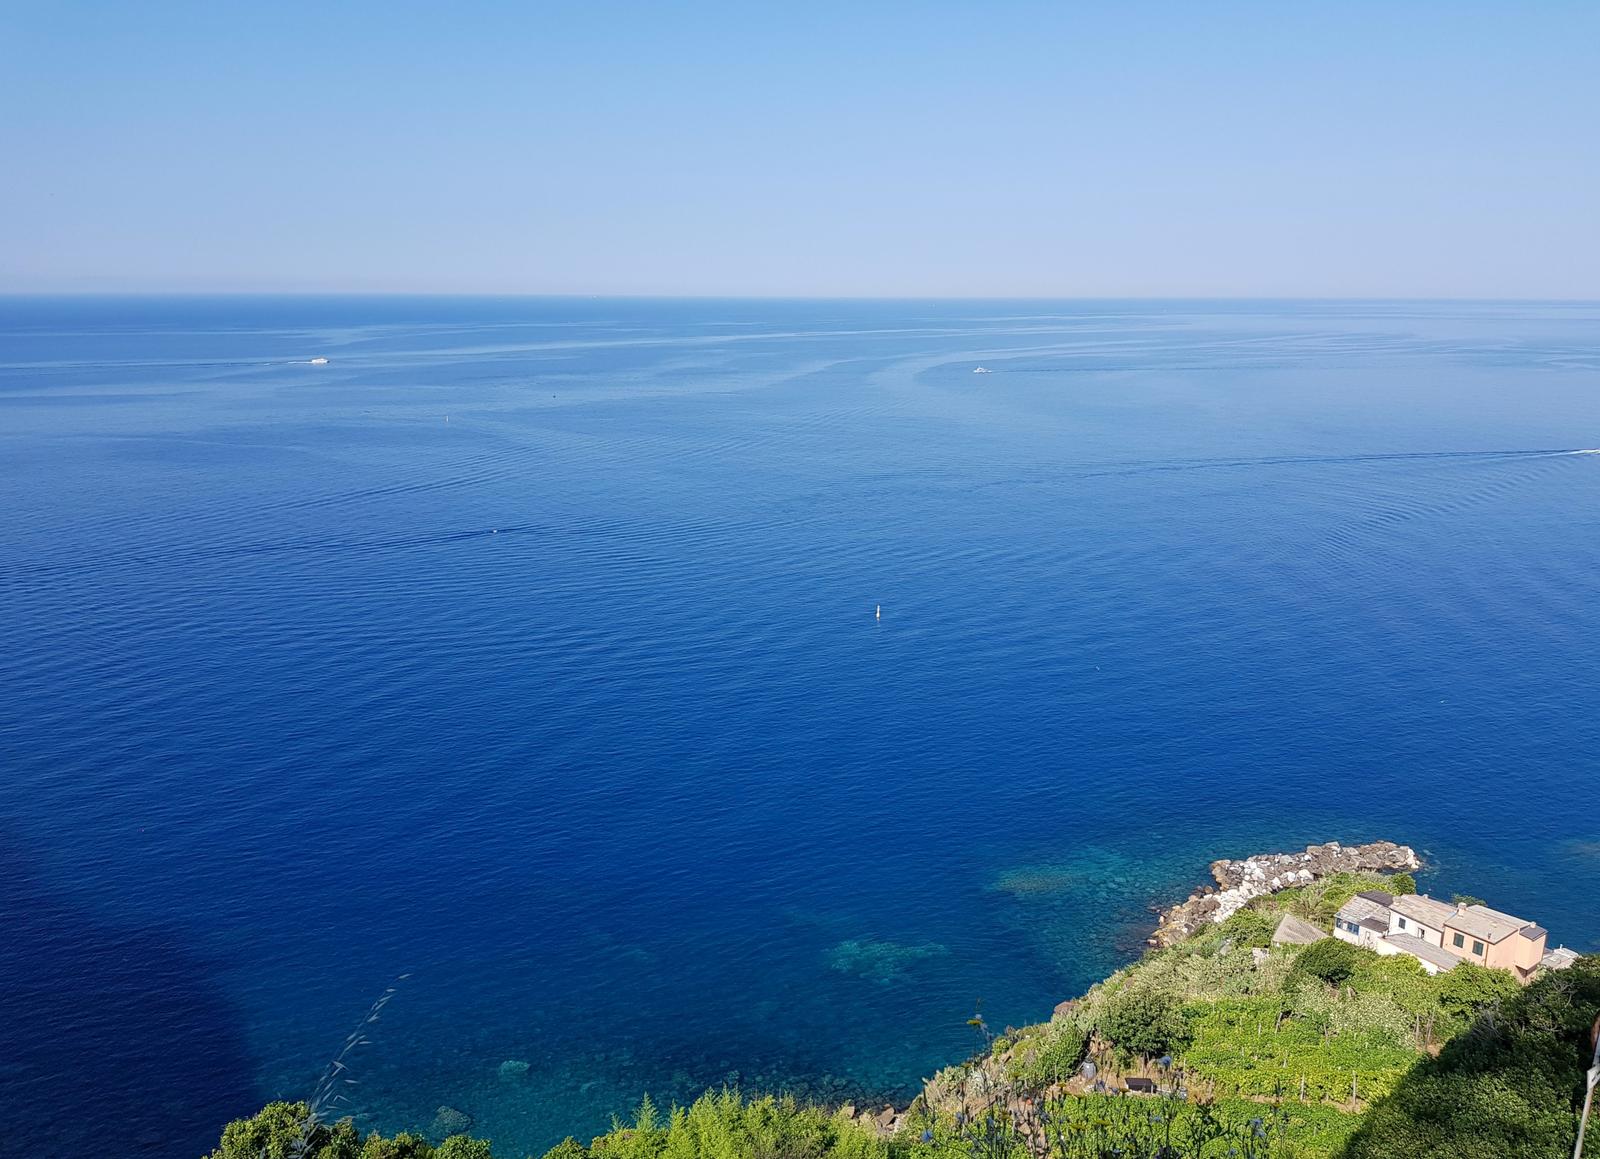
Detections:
[309, 357, 329, 365]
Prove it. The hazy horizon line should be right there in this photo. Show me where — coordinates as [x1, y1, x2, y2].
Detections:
[3, 290, 1599, 305]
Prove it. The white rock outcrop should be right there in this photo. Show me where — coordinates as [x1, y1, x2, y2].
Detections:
[1150, 841, 1420, 947]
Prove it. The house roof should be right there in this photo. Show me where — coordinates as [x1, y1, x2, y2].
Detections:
[1384, 933, 1463, 971]
[1519, 924, 1548, 942]
[1540, 946, 1581, 972]
[1389, 894, 1456, 929]
[1355, 890, 1394, 906]
[1446, 904, 1535, 945]
[1336, 894, 1392, 926]
[1272, 914, 1327, 945]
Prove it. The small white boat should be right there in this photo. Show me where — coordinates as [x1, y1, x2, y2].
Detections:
[309, 357, 329, 365]
[973, 366, 992, 374]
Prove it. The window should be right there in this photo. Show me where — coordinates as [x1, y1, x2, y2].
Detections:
[1472, 940, 1484, 955]
[1397, 917, 1407, 929]
[1452, 932, 1465, 948]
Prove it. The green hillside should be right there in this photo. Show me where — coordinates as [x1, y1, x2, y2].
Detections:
[206, 874, 1599, 1159]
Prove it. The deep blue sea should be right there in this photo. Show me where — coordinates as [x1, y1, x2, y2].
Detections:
[2, 297, 1598, 1158]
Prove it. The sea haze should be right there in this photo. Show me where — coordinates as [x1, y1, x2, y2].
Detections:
[1, 297, 1597, 1157]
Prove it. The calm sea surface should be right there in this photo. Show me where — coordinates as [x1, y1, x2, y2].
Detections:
[2, 297, 1598, 1157]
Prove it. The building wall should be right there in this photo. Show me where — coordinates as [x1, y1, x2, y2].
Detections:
[1443, 926, 1488, 965]
[1501, 931, 1545, 976]
[1333, 917, 1386, 948]
[1371, 937, 1448, 976]
[1444, 925, 1546, 978]
[1388, 912, 1443, 947]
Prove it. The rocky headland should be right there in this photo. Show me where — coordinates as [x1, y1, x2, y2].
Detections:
[1147, 840, 1420, 948]
[842, 839, 1424, 1138]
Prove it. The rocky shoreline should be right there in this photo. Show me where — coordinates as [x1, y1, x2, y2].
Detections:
[839, 839, 1422, 1137]
[1147, 840, 1421, 948]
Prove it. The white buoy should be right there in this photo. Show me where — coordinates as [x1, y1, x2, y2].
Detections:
[875, 604, 881, 620]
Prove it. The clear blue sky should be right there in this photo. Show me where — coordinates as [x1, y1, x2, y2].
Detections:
[2, 1, 1596, 297]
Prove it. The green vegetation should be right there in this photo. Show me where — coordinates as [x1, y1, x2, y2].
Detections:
[1289, 939, 1362, 987]
[207, 873, 1597, 1159]
[910, 872, 1595, 1156]
[909, 1093, 1363, 1158]
[208, 1092, 886, 1159]
[1263, 872, 1394, 929]
[998, 1021, 1089, 1087]
[1092, 986, 1192, 1061]
[588, 1089, 885, 1159]
[1341, 956, 1600, 1158]
[206, 1100, 427, 1159]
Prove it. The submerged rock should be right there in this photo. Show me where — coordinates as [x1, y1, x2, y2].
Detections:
[430, 1105, 474, 1139]
[827, 938, 949, 983]
[498, 1059, 531, 1082]
[991, 867, 1078, 897]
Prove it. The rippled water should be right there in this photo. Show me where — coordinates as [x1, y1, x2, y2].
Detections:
[2, 297, 1598, 1157]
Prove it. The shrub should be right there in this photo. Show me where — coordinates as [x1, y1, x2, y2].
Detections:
[1272, 872, 1392, 928]
[1292, 939, 1365, 987]
[1435, 962, 1523, 1020]
[1307, 874, 1383, 926]
[361, 1134, 436, 1159]
[1006, 1021, 1087, 1085]
[210, 1090, 892, 1159]
[208, 1102, 352, 1159]
[590, 1089, 886, 1159]
[436, 1139, 495, 1159]
[1388, 872, 1416, 896]
[1348, 953, 1435, 1022]
[1338, 955, 1600, 1158]
[1095, 986, 1192, 1058]
[1215, 906, 1277, 950]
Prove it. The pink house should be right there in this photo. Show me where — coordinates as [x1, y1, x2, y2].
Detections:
[1440, 905, 1548, 983]
[1331, 891, 1550, 983]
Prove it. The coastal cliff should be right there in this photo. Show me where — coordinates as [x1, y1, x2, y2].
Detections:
[207, 840, 1596, 1159]
[819, 839, 1598, 1158]
[844, 839, 1425, 1139]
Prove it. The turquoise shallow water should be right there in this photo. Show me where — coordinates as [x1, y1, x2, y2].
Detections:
[1, 297, 1598, 1157]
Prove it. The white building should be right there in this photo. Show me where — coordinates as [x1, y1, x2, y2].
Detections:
[1332, 890, 1393, 948]
[1330, 891, 1551, 982]
[1371, 932, 1464, 975]
[1387, 893, 1456, 947]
